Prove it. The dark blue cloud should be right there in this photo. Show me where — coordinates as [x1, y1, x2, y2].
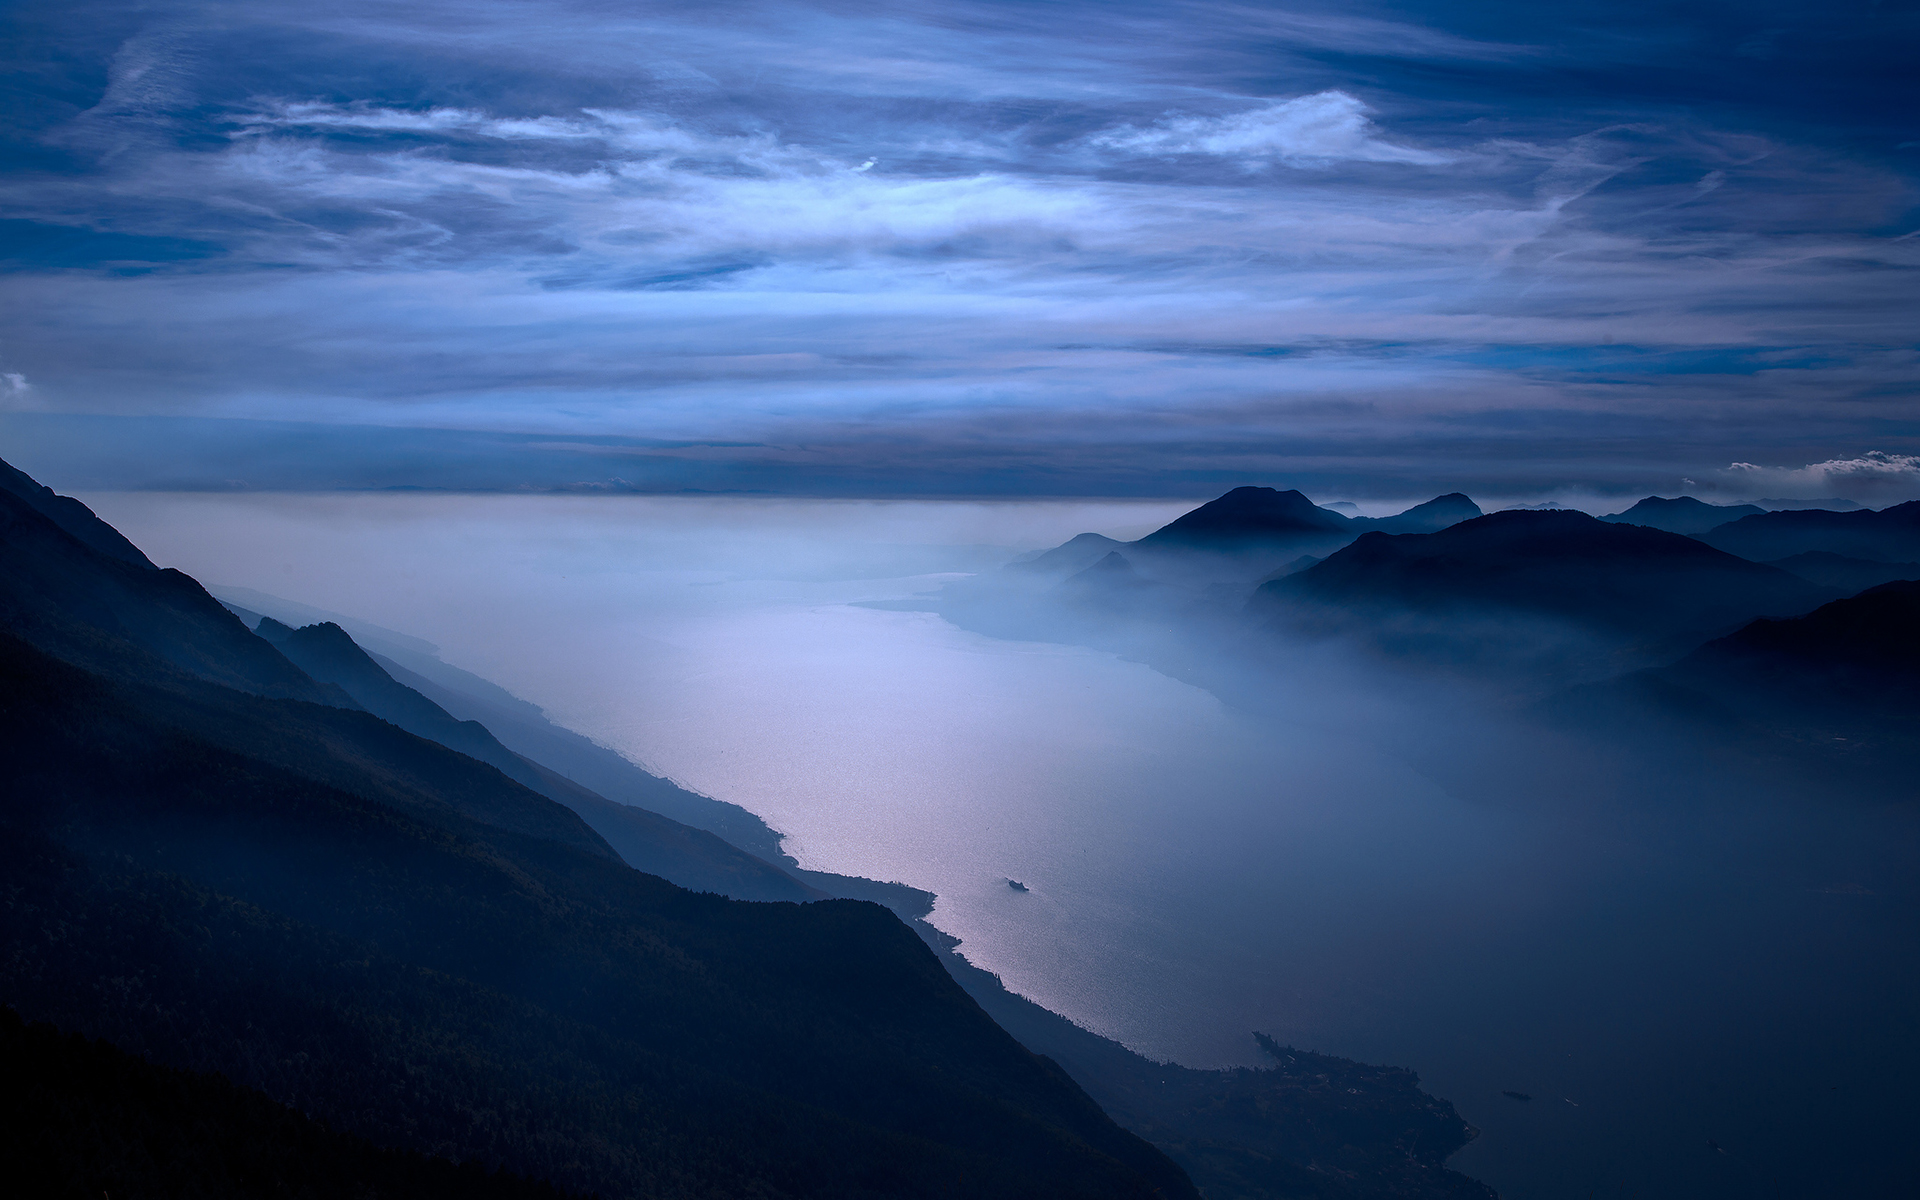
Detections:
[0, 0, 1914, 499]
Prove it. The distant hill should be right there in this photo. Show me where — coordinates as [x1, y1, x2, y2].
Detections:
[1542, 582, 1920, 797]
[1757, 496, 1863, 511]
[1662, 580, 1920, 717]
[1010, 531, 1130, 579]
[1259, 509, 1830, 681]
[1601, 495, 1766, 537]
[1133, 486, 1353, 557]
[1016, 487, 1481, 591]
[1353, 493, 1483, 535]
[1702, 501, 1920, 563]
[1767, 551, 1920, 593]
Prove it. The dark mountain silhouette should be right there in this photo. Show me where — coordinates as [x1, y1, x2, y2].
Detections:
[230, 602, 906, 906]
[1134, 486, 1352, 555]
[0, 456, 155, 569]
[1541, 582, 1920, 798]
[1260, 509, 1830, 680]
[3, 1008, 574, 1200]
[254, 615, 823, 904]
[1353, 493, 1483, 535]
[1767, 551, 1920, 593]
[259, 618, 515, 761]
[1601, 495, 1766, 536]
[214, 586, 812, 875]
[1662, 580, 1920, 716]
[1702, 501, 1920, 563]
[0, 486, 345, 704]
[0, 479, 1197, 1200]
[1009, 489, 1480, 597]
[1757, 497, 1863, 511]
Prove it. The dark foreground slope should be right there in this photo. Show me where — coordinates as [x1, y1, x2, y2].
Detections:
[0, 1008, 573, 1200]
[0, 493, 1194, 1198]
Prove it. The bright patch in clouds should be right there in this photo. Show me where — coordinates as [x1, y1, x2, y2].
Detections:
[1093, 92, 1453, 166]
[1724, 453, 1920, 503]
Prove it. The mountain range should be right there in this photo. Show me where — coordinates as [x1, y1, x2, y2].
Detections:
[1258, 509, 1831, 682]
[925, 483, 1918, 801]
[0, 457, 1495, 1200]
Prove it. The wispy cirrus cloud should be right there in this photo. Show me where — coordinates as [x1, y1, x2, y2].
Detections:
[0, 0, 1914, 498]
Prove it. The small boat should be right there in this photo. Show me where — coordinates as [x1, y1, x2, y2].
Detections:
[1007, 879, 1029, 892]
[1501, 1091, 1532, 1102]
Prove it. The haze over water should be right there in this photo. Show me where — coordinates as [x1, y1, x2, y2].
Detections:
[86, 490, 1920, 1200]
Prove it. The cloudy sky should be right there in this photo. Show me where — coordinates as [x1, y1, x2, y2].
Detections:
[1, 0, 1916, 499]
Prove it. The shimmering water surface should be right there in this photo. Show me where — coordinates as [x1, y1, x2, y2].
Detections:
[85, 492, 1920, 1200]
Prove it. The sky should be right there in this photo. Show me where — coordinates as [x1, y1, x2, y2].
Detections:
[1, 0, 1916, 500]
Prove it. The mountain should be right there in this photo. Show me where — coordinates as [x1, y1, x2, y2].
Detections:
[0, 466, 1198, 1199]
[1353, 493, 1483, 535]
[1661, 580, 1920, 717]
[1259, 509, 1831, 680]
[1600, 495, 1766, 537]
[254, 616, 820, 903]
[1767, 551, 1920, 593]
[1702, 501, 1920, 563]
[1053, 551, 1178, 617]
[3, 1008, 572, 1200]
[215, 585, 806, 872]
[0, 457, 155, 569]
[1756, 496, 1863, 511]
[1007, 490, 1480, 596]
[1012, 531, 1129, 579]
[0, 485, 346, 703]
[1541, 582, 1920, 798]
[1133, 486, 1352, 556]
[259, 617, 518, 765]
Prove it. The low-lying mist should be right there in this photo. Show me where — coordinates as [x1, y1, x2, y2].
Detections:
[81, 490, 1920, 1200]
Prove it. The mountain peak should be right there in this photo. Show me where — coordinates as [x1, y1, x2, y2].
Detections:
[1136, 486, 1350, 550]
[1600, 495, 1766, 537]
[1356, 493, 1482, 535]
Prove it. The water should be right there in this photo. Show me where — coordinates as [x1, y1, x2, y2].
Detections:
[83, 491, 1920, 1199]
